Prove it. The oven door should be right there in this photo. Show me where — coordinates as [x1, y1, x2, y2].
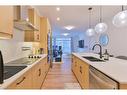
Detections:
[89, 66, 118, 89]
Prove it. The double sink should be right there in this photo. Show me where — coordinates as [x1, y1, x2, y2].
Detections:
[82, 56, 105, 62]
[4, 57, 41, 80]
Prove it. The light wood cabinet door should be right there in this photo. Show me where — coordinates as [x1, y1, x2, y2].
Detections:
[40, 17, 52, 54]
[72, 55, 79, 79]
[7, 70, 32, 89]
[34, 13, 40, 42]
[24, 8, 40, 42]
[40, 58, 47, 83]
[34, 31, 40, 42]
[44, 57, 49, 74]
[79, 60, 89, 89]
[72, 55, 89, 89]
[71, 55, 75, 71]
[0, 6, 13, 39]
[32, 57, 48, 89]
[32, 63, 43, 89]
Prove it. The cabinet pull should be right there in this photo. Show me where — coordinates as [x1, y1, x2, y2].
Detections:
[37, 34, 39, 40]
[38, 69, 41, 76]
[80, 66, 82, 74]
[16, 77, 26, 85]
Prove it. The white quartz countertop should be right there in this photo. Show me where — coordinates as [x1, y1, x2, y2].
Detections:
[72, 52, 127, 84]
[0, 54, 47, 89]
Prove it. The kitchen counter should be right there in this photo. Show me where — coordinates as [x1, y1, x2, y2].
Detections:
[0, 54, 47, 89]
[72, 52, 127, 84]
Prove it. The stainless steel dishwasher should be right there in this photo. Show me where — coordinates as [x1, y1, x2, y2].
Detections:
[89, 66, 118, 89]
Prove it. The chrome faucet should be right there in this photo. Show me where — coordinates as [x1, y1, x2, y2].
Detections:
[92, 44, 103, 59]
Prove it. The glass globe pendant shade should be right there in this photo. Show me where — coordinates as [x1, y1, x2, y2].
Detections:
[95, 22, 108, 34]
[86, 28, 95, 37]
[112, 10, 127, 27]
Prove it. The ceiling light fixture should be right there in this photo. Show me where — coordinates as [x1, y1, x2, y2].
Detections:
[57, 17, 60, 21]
[62, 33, 69, 36]
[95, 6, 108, 34]
[56, 7, 60, 11]
[86, 7, 95, 37]
[64, 25, 75, 30]
[112, 5, 127, 27]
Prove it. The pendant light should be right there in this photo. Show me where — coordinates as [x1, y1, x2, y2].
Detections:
[86, 7, 95, 37]
[95, 6, 108, 34]
[112, 6, 127, 27]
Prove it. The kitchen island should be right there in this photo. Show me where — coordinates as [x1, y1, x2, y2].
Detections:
[72, 53, 127, 89]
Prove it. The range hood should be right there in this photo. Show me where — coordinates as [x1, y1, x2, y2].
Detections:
[14, 6, 38, 31]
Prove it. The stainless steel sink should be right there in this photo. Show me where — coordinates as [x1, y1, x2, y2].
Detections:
[82, 56, 105, 62]
[4, 66, 27, 80]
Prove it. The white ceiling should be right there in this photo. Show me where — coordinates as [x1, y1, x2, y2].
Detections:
[34, 6, 126, 37]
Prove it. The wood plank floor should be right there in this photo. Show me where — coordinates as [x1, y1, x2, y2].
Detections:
[41, 56, 81, 89]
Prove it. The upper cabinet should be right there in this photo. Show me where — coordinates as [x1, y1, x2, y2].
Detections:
[40, 17, 52, 54]
[0, 6, 13, 39]
[24, 8, 40, 42]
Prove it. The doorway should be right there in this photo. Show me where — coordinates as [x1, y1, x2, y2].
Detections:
[52, 37, 72, 62]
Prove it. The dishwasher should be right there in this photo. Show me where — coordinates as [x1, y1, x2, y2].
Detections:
[89, 66, 118, 89]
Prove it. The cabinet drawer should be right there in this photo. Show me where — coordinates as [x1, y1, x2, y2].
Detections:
[0, 6, 13, 39]
[7, 70, 32, 89]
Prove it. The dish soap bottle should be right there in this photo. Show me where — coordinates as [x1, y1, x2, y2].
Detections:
[103, 49, 109, 60]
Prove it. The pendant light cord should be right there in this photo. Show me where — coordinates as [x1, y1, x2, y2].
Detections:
[88, 7, 92, 28]
[122, 5, 124, 11]
[100, 6, 102, 23]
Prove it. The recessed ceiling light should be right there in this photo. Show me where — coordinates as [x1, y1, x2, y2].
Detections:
[62, 33, 69, 36]
[64, 25, 75, 30]
[56, 7, 60, 11]
[57, 17, 60, 21]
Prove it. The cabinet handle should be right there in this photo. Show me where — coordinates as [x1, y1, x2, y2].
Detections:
[37, 34, 39, 40]
[38, 69, 41, 76]
[16, 77, 26, 85]
[80, 66, 82, 74]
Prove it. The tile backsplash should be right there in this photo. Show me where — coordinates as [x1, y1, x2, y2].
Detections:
[0, 29, 33, 63]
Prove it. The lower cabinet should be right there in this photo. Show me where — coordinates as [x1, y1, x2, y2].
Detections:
[32, 57, 48, 89]
[32, 63, 43, 89]
[72, 55, 89, 89]
[7, 56, 49, 89]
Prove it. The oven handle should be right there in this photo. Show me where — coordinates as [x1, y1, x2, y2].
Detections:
[89, 69, 117, 89]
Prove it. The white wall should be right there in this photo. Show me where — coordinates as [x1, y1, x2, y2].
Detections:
[104, 19, 127, 57]
[89, 18, 127, 57]
[71, 32, 98, 53]
[0, 29, 32, 63]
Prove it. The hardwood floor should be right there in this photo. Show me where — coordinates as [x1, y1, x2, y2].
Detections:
[41, 56, 81, 89]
